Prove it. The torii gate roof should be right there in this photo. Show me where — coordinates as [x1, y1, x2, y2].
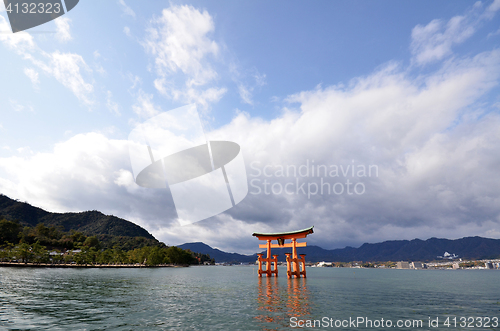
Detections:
[252, 226, 314, 241]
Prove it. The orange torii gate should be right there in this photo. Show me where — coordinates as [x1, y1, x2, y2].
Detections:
[252, 226, 314, 278]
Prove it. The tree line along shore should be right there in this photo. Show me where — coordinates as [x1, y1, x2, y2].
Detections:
[0, 218, 215, 266]
[0, 262, 189, 268]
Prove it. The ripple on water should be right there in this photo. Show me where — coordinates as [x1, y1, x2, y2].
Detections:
[0, 266, 499, 330]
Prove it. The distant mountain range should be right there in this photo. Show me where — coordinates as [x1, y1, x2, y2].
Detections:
[0, 194, 159, 247]
[179, 242, 258, 263]
[179, 236, 500, 263]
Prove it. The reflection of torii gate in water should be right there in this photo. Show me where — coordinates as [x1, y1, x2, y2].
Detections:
[252, 226, 314, 278]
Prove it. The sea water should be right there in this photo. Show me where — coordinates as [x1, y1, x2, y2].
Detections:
[0, 266, 499, 330]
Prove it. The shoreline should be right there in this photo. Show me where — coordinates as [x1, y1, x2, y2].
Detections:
[0, 262, 188, 268]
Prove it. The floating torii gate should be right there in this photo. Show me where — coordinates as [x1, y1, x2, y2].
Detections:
[252, 226, 314, 278]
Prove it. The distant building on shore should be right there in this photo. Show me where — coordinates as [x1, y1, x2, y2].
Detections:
[411, 262, 424, 269]
[396, 261, 410, 269]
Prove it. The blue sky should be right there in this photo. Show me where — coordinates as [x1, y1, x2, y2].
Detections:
[1, 1, 500, 253]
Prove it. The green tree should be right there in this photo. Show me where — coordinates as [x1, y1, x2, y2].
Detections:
[70, 231, 87, 246]
[64, 252, 74, 264]
[165, 246, 196, 265]
[83, 236, 100, 250]
[51, 250, 64, 264]
[0, 219, 21, 245]
[2, 242, 15, 262]
[14, 243, 32, 263]
[73, 251, 86, 265]
[0, 248, 7, 262]
[112, 248, 128, 264]
[86, 247, 98, 264]
[34, 223, 50, 238]
[146, 246, 165, 266]
[127, 247, 145, 264]
[97, 248, 114, 264]
[31, 241, 49, 264]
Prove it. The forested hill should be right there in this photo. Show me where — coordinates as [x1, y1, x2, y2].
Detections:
[0, 194, 156, 242]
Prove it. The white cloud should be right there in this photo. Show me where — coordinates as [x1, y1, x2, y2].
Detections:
[411, 1, 500, 65]
[487, 27, 500, 38]
[131, 89, 161, 119]
[0, 133, 135, 213]
[254, 72, 267, 86]
[411, 18, 472, 65]
[24, 51, 94, 106]
[49, 52, 93, 105]
[55, 17, 72, 42]
[118, 0, 136, 18]
[9, 99, 34, 112]
[106, 91, 120, 116]
[16, 146, 33, 154]
[143, 5, 226, 108]
[183, 86, 227, 109]
[144, 5, 218, 84]
[203, 50, 500, 249]
[33, 51, 94, 106]
[10, 99, 23, 112]
[124, 26, 131, 37]
[95, 64, 106, 76]
[0, 16, 35, 52]
[128, 74, 142, 89]
[236, 72, 266, 105]
[24, 67, 39, 88]
[2, 46, 500, 251]
[114, 169, 134, 187]
[487, 0, 500, 15]
[0, 16, 94, 107]
[155, 81, 227, 110]
[229, 63, 267, 105]
[238, 85, 253, 105]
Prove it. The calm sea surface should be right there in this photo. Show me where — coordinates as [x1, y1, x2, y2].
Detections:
[0, 266, 499, 330]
